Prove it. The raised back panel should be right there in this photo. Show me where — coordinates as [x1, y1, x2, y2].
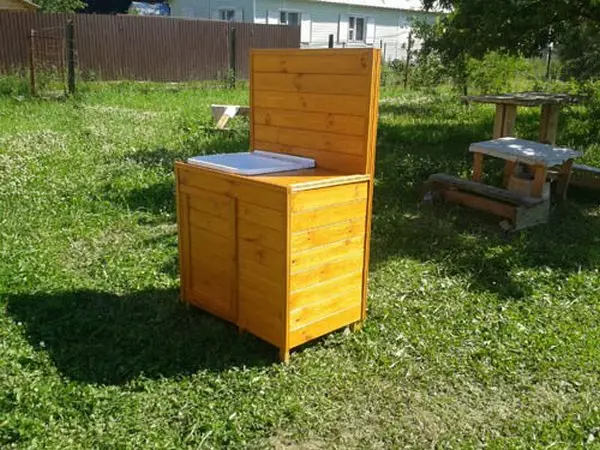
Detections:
[250, 48, 381, 175]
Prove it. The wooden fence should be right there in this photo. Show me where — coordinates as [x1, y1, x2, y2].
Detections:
[0, 12, 300, 82]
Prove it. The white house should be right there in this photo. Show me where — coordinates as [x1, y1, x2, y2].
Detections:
[169, 0, 438, 61]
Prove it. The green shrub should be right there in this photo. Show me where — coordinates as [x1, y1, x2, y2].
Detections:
[0, 72, 30, 97]
[467, 52, 532, 94]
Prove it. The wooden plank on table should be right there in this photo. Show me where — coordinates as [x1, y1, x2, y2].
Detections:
[253, 73, 371, 96]
[291, 237, 364, 272]
[290, 286, 362, 330]
[291, 183, 368, 213]
[291, 200, 367, 230]
[254, 124, 365, 156]
[291, 218, 366, 251]
[289, 304, 362, 348]
[253, 107, 366, 137]
[290, 254, 364, 292]
[238, 219, 285, 251]
[252, 53, 372, 75]
[253, 90, 369, 116]
[238, 202, 285, 231]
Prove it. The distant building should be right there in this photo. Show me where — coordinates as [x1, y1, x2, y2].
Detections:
[169, 0, 439, 61]
[0, 0, 39, 11]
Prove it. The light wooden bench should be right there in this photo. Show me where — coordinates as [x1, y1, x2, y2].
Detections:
[570, 164, 600, 190]
[424, 173, 550, 230]
[210, 104, 250, 129]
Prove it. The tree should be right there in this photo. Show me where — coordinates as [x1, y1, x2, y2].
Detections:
[36, 0, 87, 12]
[418, 0, 600, 80]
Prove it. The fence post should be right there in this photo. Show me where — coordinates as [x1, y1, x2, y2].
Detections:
[328, 34, 334, 49]
[29, 29, 36, 96]
[228, 26, 236, 89]
[545, 45, 552, 80]
[66, 19, 76, 95]
[403, 31, 413, 89]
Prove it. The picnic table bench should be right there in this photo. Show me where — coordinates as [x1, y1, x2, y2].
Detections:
[424, 138, 582, 230]
[210, 104, 250, 129]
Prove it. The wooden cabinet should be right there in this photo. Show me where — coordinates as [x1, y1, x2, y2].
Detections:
[176, 48, 381, 361]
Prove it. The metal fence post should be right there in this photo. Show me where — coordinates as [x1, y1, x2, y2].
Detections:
[66, 19, 75, 95]
[29, 29, 36, 96]
[228, 26, 236, 89]
[328, 34, 334, 48]
[403, 31, 413, 89]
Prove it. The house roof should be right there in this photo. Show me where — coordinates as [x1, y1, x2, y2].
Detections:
[3, 0, 41, 10]
[308, 0, 431, 12]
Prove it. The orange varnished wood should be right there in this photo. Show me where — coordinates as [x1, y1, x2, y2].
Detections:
[176, 48, 380, 361]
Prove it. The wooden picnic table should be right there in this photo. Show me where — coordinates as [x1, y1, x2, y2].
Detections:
[470, 137, 582, 200]
[465, 92, 578, 145]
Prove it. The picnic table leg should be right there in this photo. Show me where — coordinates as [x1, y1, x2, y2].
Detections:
[555, 159, 574, 201]
[503, 161, 517, 187]
[531, 165, 548, 198]
[539, 104, 559, 145]
[472, 152, 484, 182]
[493, 104, 517, 139]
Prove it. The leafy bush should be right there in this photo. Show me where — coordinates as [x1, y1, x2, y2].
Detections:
[467, 52, 532, 94]
[0, 72, 30, 97]
[410, 52, 447, 89]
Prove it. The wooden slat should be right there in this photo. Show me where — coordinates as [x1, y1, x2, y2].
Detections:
[441, 190, 516, 220]
[289, 305, 362, 348]
[253, 72, 371, 96]
[291, 237, 365, 272]
[252, 52, 372, 75]
[238, 219, 285, 251]
[238, 240, 285, 276]
[254, 124, 365, 156]
[253, 90, 369, 116]
[290, 286, 362, 330]
[238, 305, 282, 347]
[188, 188, 232, 219]
[235, 180, 287, 210]
[178, 165, 287, 210]
[189, 208, 232, 238]
[239, 269, 284, 304]
[291, 218, 366, 251]
[428, 174, 543, 207]
[291, 183, 368, 212]
[253, 107, 366, 137]
[238, 202, 285, 231]
[189, 226, 230, 259]
[254, 140, 365, 174]
[290, 254, 364, 292]
[291, 200, 367, 230]
[290, 271, 363, 308]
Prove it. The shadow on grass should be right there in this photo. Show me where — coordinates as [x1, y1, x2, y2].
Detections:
[6, 289, 274, 385]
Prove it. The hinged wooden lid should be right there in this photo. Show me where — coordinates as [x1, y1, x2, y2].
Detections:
[249, 48, 381, 176]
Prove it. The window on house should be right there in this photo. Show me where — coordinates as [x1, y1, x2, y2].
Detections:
[348, 16, 365, 42]
[280, 11, 300, 26]
[219, 9, 235, 21]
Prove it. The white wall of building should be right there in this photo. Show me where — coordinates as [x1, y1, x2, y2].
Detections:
[170, 0, 436, 62]
[171, 0, 254, 22]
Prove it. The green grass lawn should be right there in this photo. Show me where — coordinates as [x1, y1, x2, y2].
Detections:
[1, 82, 600, 449]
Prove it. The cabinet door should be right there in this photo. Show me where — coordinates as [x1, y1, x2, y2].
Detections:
[179, 188, 237, 322]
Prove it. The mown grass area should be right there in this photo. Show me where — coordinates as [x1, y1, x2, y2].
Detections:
[1, 81, 600, 449]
